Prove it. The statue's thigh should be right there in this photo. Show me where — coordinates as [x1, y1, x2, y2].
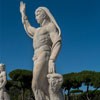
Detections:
[33, 51, 49, 81]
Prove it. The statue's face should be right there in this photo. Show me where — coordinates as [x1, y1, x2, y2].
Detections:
[35, 9, 46, 24]
[0, 65, 3, 72]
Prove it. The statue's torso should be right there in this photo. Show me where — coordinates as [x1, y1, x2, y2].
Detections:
[0, 72, 4, 85]
[33, 26, 52, 51]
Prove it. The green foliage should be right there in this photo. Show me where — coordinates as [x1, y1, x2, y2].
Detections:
[70, 89, 83, 94]
[7, 69, 34, 100]
[9, 69, 32, 81]
[79, 70, 95, 86]
[7, 69, 100, 100]
[63, 72, 83, 100]
[63, 72, 82, 90]
[92, 72, 100, 89]
[9, 69, 32, 88]
[6, 80, 14, 90]
[62, 70, 100, 100]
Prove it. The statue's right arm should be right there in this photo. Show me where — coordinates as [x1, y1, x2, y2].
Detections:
[20, 1, 36, 38]
[21, 13, 36, 38]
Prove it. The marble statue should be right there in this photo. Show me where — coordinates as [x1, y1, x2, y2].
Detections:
[0, 64, 10, 100]
[20, 1, 64, 100]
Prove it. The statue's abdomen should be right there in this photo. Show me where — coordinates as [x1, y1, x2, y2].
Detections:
[33, 32, 52, 50]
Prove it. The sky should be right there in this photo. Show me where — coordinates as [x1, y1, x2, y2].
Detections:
[0, 0, 100, 78]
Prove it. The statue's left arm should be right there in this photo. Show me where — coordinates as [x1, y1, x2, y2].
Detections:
[48, 23, 61, 73]
[0, 72, 7, 89]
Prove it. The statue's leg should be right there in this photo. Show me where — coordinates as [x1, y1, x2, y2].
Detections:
[3, 91, 10, 100]
[0, 89, 3, 100]
[32, 51, 50, 100]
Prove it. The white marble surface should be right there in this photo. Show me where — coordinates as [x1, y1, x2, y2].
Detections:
[47, 73, 64, 100]
[0, 64, 10, 100]
[20, 1, 64, 100]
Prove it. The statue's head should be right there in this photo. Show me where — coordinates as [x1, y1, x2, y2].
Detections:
[0, 63, 5, 72]
[35, 8, 49, 24]
[35, 7, 61, 36]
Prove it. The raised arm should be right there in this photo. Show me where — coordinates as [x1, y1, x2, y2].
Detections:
[48, 23, 61, 73]
[20, 1, 36, 38]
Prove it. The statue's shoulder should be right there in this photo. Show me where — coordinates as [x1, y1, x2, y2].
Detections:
[47, 22, 56, 32]
[48, 22, 55, 28]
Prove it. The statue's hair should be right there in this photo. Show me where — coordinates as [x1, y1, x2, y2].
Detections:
[0, 63, 5, 71]
[35, 7, 61, 36]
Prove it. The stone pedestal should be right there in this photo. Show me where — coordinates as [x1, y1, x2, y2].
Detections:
[47, 73, 64, 100]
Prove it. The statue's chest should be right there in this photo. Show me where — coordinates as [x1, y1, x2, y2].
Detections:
[34, 28, 50, 41]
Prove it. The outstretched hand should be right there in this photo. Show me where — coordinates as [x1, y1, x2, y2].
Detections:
[20, 1, 26, 14]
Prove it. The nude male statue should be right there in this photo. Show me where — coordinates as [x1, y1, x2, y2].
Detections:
[0, 64, 10, 100]
[20, 1, 61, 100]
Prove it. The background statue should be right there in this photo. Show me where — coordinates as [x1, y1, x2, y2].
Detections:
[0, 64, 10, 100]
[20, 1, 63, 100]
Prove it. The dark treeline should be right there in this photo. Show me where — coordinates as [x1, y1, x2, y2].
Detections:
[6, 69, 100, 100]
[6, 69, 34, 100]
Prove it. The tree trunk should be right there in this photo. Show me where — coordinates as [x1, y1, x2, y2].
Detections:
[22, 88, 24, 100]
[67, 89, 70, 100]
[87, 84, 89, 93]
[86, 85, 90, 100]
